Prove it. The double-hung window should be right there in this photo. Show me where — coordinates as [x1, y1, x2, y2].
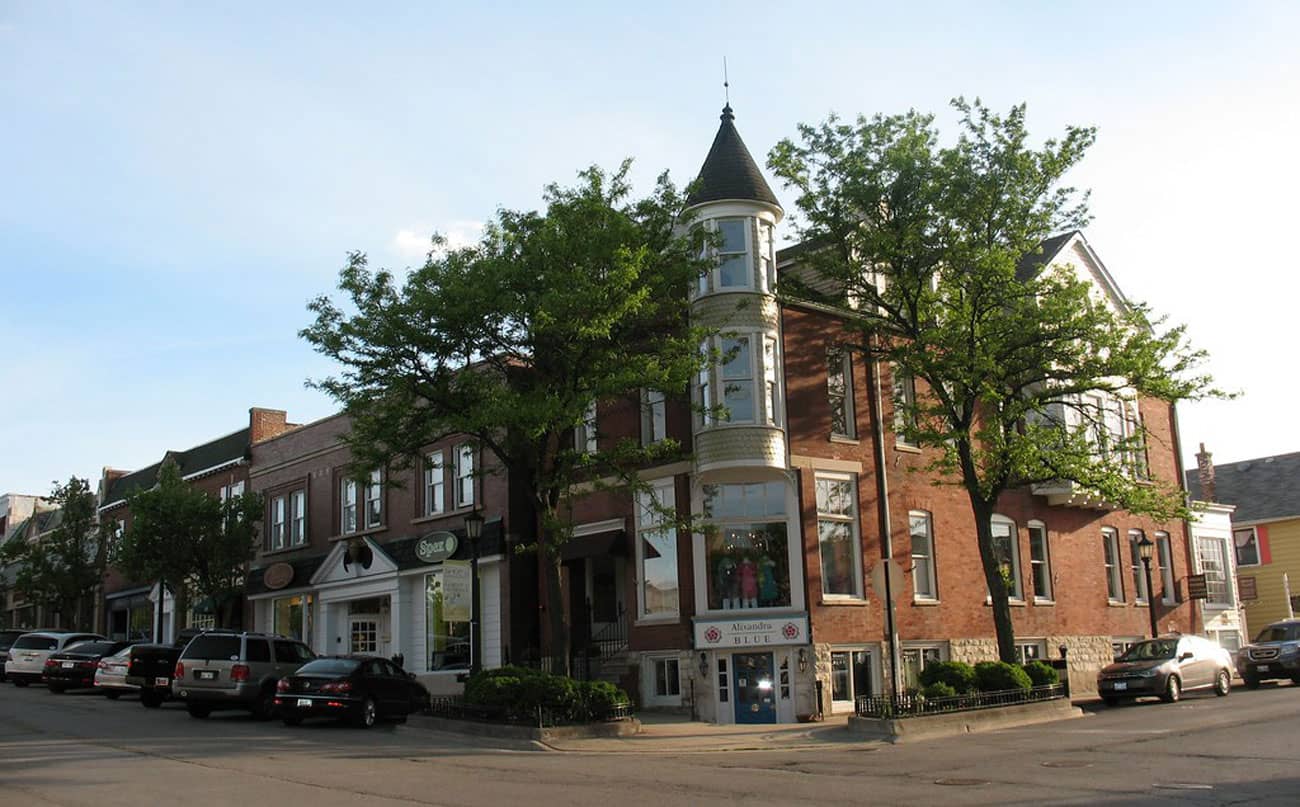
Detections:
[1128, 529, 1149, 603]
[341, 479, 358, 535]
[816, 474, 861, 598]
[1028, 521, 1052, 601]
[364, 469, 383, 529]
[716, 219, 750, 289]
[720, 336, 754, 423]
[424, 451, 445, 517]
[909, 511, 937, 601]
[575, 401, 598, 454]
[636, 480, 679, 620]
[290, 490, 306, 545]
[1196, 536, 1232, 605]
[1234, 527, 1261, 567]
[901, 645, 946, 692]
[697, 342, 713, 427]
[989, 515, 1023, 600]
[643, 389, 666, 445]
[892, 365, 917, 446]
[757, 220, 775, 291]
[455, 443, 475, 508]
[828, 348, 855, 438]
[1102, 528, 1123, 602]
[270, 495, 287, 550]
[763, 336, 779, 425]
[1155, 531, 1175, 604]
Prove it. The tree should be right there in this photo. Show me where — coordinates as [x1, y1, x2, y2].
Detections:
[0, 477, 108, 630]
[768, 99, 1225, 663]
[302, 162, 712, 669]
[113, 461, 263, 632]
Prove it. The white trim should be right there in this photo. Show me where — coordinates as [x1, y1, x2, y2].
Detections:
[572, 518, 625, 537]
[790, 455, 863, 474]
[181, 458, 245, 481]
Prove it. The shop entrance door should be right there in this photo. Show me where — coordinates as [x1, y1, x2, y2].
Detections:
[732, 652, 777, 724]
[349, 616, 379, 655]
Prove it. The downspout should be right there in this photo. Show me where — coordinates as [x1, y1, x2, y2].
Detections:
[864, 344, 901, 697]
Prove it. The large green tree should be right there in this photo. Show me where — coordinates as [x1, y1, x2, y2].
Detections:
[302, 162, 712, 668]
[768, 99, 1225, 663]
[113, 461, 263, 631]
[0, 477, 108, 630]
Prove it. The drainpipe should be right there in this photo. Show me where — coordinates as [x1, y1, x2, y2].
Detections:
[864, 345, 901, 697]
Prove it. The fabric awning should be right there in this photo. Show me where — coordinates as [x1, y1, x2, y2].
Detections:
[560, 530, 627, 561]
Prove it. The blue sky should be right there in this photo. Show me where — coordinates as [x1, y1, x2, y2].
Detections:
[2, 2, 1297, 495]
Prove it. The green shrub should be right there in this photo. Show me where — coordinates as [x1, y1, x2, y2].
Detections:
[578, 680, 631, 718]
[919, 661, 977, 693]
[1022, 660, 1059, 687]
[920, 681, 958, 700]
[974, 661, 1032, 692]
[462, 666, 630, 722]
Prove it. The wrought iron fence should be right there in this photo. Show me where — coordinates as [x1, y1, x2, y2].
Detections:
[426, 695, 634, 728]
[855, 683, 1065, 719]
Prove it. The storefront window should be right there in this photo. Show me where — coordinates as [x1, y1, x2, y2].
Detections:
[703, 482, 790, 610]
[901, 646, 944, 692]
[272, 594, 313, 644]
[426, 572, 471, 671]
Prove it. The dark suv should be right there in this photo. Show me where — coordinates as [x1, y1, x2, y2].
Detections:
[1238, 619, 1300, 688]
[172, 631, 315, 719]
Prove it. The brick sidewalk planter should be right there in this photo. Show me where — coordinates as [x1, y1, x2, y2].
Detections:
[848, 685, 1082, 744]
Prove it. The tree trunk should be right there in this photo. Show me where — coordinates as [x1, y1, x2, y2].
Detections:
[969, 494, 1017, 663]
[541, 543, 569, 676]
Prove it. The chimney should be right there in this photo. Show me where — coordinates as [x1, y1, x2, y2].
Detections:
[249, 407, 291, 444]
[1196, 442, 1216, 502]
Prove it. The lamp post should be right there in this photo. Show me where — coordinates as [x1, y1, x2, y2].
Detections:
[1137, 535, 1158, 639]
[464, 510, 485, 675]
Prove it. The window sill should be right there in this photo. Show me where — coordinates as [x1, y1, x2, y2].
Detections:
[829, 435, 860, 445]
[634, 616, 681, 627]
[412, 510, 473, 526]
[262, 545, 310, 558]
[1032, 598, 1055, 606]
[819, 597, 868, 607]
[894, 443, 922, 455]
[984, 598, 1027, 607]
[1107, 600, 1128, 607]
[912, 598, 941, 606]
[329, 525, 386, 542]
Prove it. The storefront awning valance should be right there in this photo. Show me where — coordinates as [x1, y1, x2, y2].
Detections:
[560, 530, 627, 561]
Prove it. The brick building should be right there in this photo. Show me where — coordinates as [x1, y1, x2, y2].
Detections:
[97, 407, 293, 641]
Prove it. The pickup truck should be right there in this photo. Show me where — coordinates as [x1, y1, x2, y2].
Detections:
[125, 628, 205, 708]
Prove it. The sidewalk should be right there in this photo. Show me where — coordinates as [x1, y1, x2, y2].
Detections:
[536, 712, 887, 754]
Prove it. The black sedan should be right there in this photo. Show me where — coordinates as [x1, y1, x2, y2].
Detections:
[274, 656, 430, 728]
[44, 640, 136, 693]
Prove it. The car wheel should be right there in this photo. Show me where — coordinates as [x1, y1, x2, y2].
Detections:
[140, 691, 163, 708]
[187, 704, 212, 719]
[13, 679, 28, 688]
[1160, 675, 1181, 703]
[1290, 675, 1300, 686]
[48, 684, 66, 694]
[1244, 675, 1261, 690]
[1102, 696, 1120, 706]
[251, 688, 275, 721]
[356, 697, 377, 729]
[105, 691, 122, 700]
[1214, 669, 1231, 696]
[282, 716, 302, 727]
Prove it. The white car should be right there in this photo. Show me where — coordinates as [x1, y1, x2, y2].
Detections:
[5, 631, 105, 687]
[93, 645, 138, 698]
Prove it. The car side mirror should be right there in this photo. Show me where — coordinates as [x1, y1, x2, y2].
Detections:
[1179, 652, 1193, 661]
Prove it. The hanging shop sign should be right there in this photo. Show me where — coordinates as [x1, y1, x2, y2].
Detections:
[442, 560, 473, 623]
[1237, 575, 1258, 601]
[263, 562, 294, 591]
[693, 616, 809, 649]
[1186, 574, 1209, 600]
[416, 531, 459, 564]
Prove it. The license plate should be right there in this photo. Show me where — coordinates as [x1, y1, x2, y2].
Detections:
[296, 698, 312, 708]
[155, 676, 169, 686]
[1113, 681, 1128, 691]
[61, 662, 74, 669]
[197, 670, 217, 680]
[1256, 664, 1272, 672]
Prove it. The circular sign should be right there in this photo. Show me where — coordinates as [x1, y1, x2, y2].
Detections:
[416, 531, 459, 564]
[263, 562, 294, 591]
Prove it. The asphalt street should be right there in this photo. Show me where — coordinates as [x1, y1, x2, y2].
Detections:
[2, 680, 1298, 806]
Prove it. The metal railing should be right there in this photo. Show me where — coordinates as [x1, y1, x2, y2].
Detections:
[426, 695, 634, 728]
[855, 683, 1065, 719]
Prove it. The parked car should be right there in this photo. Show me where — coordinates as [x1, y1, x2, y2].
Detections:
[44, 640, 136, 693]
[126, 628, 208, 708]
[1097, 635, 1234, 705]
[0, 629, 25, 682]
[172, 631, 315, 720]
[274, 656, 431, 728]
[94, 645, 138, 699]
[4, 631, 104, 686]
[1237, 619, 1300, 688]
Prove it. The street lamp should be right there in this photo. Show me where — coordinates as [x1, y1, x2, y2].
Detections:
[1137, 535, 1158, 639]
[464, 509, 485, 675]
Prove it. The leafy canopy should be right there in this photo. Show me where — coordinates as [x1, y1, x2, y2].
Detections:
[302, 161, 711, 545]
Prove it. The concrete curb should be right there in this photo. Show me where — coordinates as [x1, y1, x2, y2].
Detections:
[848, 698, 1083, 743]
[408, 714, 641, 742]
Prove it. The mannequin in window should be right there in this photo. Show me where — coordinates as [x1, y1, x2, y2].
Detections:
[716, 555, 738, 610]
[758, 555, 779, 606]
[739, 556, 758, 609]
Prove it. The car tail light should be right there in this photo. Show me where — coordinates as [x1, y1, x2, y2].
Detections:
[320, 681, 351, 694]
[98, 660, 109, 670]
[45, 658, 58, 668]
[174, 661, 184, 679]
[276, 679, 291, 693]
[230, 664, 251, 683]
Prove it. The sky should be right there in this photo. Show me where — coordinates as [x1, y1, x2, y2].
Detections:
[2, 1, 1297, 496]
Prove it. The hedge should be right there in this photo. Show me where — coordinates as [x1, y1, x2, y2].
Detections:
[973, 661, 1032, 692]
[462, 665, 631, 722]
[919, 661, 978, 693]
[1022, 660, 1059, 687]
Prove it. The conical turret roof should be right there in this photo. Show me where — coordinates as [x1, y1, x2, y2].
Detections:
[686, 104, 781, 209]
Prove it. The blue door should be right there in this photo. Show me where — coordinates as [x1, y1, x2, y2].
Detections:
[732, 652, 777, 724]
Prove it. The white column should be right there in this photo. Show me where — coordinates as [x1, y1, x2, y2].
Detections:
[389, 586, 405, 667]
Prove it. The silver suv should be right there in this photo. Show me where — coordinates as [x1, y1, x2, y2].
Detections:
[172, 631, 315, 720]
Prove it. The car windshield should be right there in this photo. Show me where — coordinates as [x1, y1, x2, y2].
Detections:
[0, 632, 23, 649]
[181, 635, 242, 660]
[12, 635, 58, 651]
[1254, 624, 1300, 643]
[1119, 640, 1177, 661]
[107, 646, 132, 660]
[296, 659, 361, 676]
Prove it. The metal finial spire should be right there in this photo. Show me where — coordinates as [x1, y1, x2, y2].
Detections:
[723, 56, 730, 105]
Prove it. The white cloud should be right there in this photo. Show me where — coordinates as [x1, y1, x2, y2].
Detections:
[391, 220, 485, 260]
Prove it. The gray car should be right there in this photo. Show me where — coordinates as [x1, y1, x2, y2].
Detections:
[1097, 635, 1234, 705]
[172, 631, 315, 720]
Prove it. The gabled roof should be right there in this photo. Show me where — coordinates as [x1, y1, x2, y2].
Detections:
[685, 105, 780, 210]
[1015, 231, 1078, 282]
[1186, 451, 1300, 524]
[34, 509, 64, 535]
[100, 427, 251, 509]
